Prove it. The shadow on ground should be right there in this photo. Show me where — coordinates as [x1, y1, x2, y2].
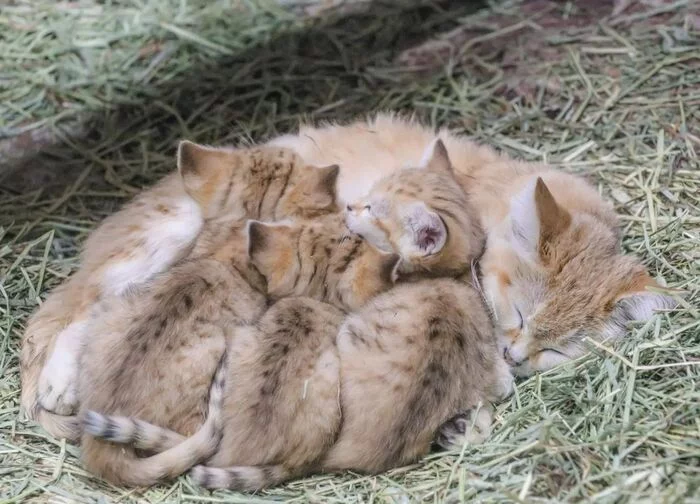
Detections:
[1, 0, 485, 201]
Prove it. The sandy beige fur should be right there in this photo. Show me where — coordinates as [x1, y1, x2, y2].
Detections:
[346, 139, 483, 278]
[248, 213, 402, 312]
[83, 187, 509, 490]
[20, 142, 339, 439]
[270, 114, 675, 374]
[79, 212, 400, 487]
[88, 278, 511, 491]
[192, 279, 511, 490]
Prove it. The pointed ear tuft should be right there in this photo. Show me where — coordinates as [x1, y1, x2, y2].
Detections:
[420, 139, 453, 175]
[534, 177, 571, 246]
[379, 253, 402, 284]
[402, 202, 447, 256]
[509, 177, 571, 261]
[177, 140, 206, 177]
[246, 220, 268, 259]
[315, 164, 339, 200]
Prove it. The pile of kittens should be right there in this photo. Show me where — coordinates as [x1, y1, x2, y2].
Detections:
[20, 115, 673, 491]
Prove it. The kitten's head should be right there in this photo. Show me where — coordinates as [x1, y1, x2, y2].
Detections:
[483, 176, 676, 376]
[247, 214, 401, 311]
[345, 140, 483, 278]
[177, 141, 339, 221]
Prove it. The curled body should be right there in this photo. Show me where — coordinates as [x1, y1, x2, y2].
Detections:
[80, 212, 400, 487]
[84, 167, 508, 490]
[20, 141, 339, 438]
[271, 114, 675, 372]
[87, 279, 512, 490]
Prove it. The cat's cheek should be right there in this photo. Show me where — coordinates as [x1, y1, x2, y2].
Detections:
[532, 349, 571, 372]
[495, 332, 509, 357]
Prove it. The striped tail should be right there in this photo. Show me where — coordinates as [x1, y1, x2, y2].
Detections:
[84, 351, 227, 452]
[190, 464, 293, 491]
[81, 353, 228, 486]
[82, 411, 186, 452]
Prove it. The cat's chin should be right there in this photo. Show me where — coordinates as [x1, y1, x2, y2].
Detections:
[509, 361, 534, 378]
[509, 349, 573, 377]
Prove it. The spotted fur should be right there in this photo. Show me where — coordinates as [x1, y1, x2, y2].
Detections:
[21, 142, 339, 440]
[92, 280, 509, 492]
[79, 213, 399, 487]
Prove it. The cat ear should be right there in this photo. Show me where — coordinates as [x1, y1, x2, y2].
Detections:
[612, 273, 677, 323]
[177, 140, 232, 206]
[246, 220, 295, 277]
[306, 164, 340, 209]
[509, 177, 571, 261]
[178, 141, 216, 178]
[379, 253, 402, 284]
[419, 139, 453, 175]
[400, 202, 447, 256]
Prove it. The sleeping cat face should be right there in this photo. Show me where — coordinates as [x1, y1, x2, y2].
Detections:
[344, 140, 483, 278]
[483, 176, 676, 376]
[177, 141, 339, 221]
[247, 213, 401, 312]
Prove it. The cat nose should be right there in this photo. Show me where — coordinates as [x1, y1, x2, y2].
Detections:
[503, 347, 523, 366]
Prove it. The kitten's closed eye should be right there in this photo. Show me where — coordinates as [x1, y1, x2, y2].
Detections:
[515, 307, 524, 329]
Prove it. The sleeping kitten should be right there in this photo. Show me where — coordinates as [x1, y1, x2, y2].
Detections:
[345, 139, 483, 278]
[269, 113, 675, 374]
[82, 185, 511, 490]
[21, 142, 339, 439]
[79, 213, 400, 486]
[84, 279, 511, 490]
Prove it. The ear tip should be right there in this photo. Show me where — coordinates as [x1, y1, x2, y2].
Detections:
[246, 219, 262, 231]
[324, 164, 340, 178]
[177, 140, 200, 174]
[246, 220, 266, 253]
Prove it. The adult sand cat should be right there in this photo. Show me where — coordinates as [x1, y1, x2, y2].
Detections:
[269, 114, 675, 376]
[21, 142, 339, 438]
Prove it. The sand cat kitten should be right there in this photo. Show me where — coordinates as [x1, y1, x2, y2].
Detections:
[269, 113, 675, 374]
[345, 139, 483, 278]
[85, 278, 511, 490]
[79, 213, 400, 486]
[248, 213, 401, 310]
[83, 190, 509, 490]
[21, 142, 339, 438]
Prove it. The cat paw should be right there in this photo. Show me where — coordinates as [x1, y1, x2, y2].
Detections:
[435, 406, 493, 451]
[38, 352, 79, 415]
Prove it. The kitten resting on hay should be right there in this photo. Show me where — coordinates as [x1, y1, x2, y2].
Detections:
[19, 114, 675, 489]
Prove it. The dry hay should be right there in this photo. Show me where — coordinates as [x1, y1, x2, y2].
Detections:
[1, 1, 698, 502]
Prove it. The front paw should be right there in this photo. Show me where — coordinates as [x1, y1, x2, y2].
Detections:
[435, 406, 493, 451]
[38, 354, 79, 415]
